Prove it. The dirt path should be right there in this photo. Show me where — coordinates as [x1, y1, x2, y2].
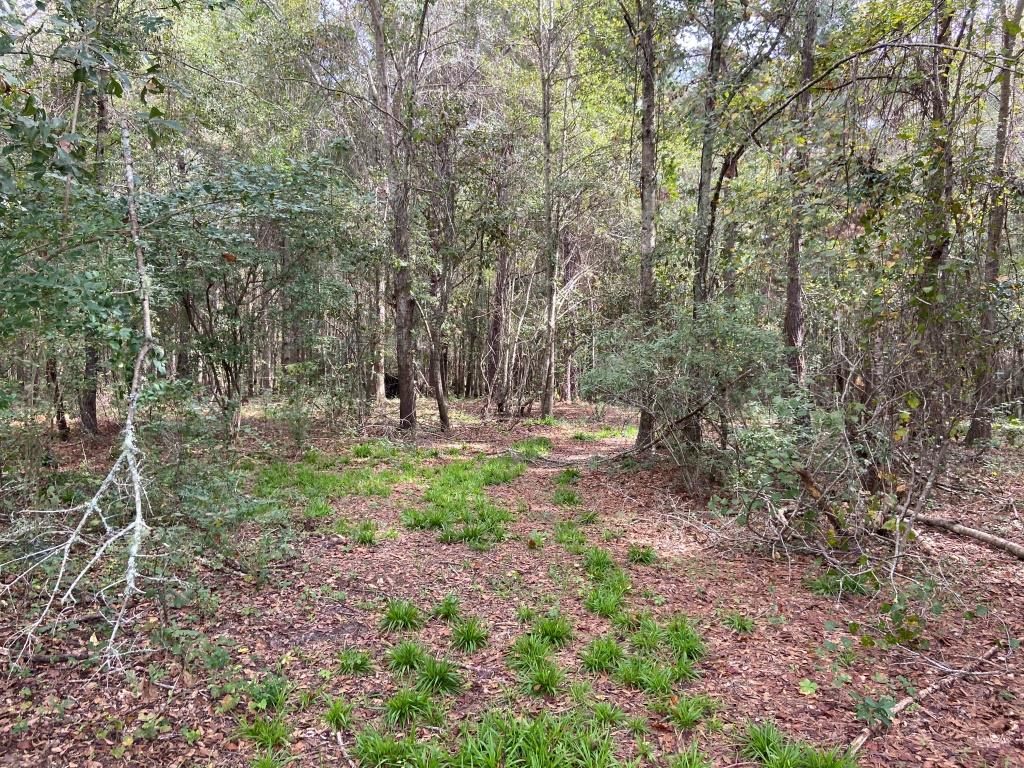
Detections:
[1, 402, 1021, 767]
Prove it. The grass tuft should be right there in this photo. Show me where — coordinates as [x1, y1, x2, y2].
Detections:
[451, 616, 489, 653]
[381, 598, 424, 632]
[580, 635, 624, 673]
[336, 647, 372, 675]
[387, 639, 429, 674]
[532, 611, 573, 647]
[415, 656, 463, 695]
[323, 696, 353, 732]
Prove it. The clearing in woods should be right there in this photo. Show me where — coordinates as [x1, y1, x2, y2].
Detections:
[1, 402, 1021, 768]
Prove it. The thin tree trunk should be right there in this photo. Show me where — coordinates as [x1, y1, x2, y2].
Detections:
[47, 358, 70, 441]
[373, 266, 387, 402]
[631, 0, 658, 449]
[783, 0, 816, 387]
[966, 0, 1024, 444]
[539, 0, 558, 418]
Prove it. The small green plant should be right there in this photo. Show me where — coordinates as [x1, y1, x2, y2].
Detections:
[584, 581, 627, 617]
[555, 468, 580, 485]
[553, 521, 586, 547]
[741, 720, 786, 763]
[627, 544, 656, 565]
[507, 634, 552, 672]
[723, 612, 755, 633]
[527, 531, 545, 549]
[629, 617, 665, 654]
[451, 617, 490, 653]
[552, 486, 581, 506]
[806, 567, 877, 598]
[384, 688, 438, 727]
[591, 701, 625, 726]
[336, 647, 372, 675]
[381, 599, 424, 632]
[851, 692, 896, 728]
[250, 749, 293, 768]
[432, 594, 462, 623]
[415, 657, 463, 695]
[524, 659, 563, 697]
[323, 696, 353, 732]
[580, 635, 624, 673]
[515, 604, 536, 623]
[667, 744, 711, 768]
[304, 498, 332, 519]
[511, 437, 552, 459]
[352, 519, 379, 546]
[239, 715, 290, 750]
[248, 675, 290, 712]
[583, 546, 615, 578]
[387, 640, 429, 674]
[666, 694, 716, 729]
[533, 611, 573, 647]
[577, 510, 598, 524]
[664, 615, 707, 663]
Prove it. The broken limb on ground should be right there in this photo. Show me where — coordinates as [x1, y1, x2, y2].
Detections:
[0, 402, 1021, 768]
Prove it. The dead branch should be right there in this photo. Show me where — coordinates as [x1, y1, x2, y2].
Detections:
[915, 515, 1024, 561]
[848, 644, 1001, 756]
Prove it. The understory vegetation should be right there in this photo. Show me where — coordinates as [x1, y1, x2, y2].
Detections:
[2, 0, 1023, 765]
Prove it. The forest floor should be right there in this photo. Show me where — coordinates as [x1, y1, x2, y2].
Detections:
[1, 401, 1022, 768]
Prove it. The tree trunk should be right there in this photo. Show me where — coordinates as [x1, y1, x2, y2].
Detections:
[634, 0, 657, 450]
[966, 0, 1024, 444]
[394, 187, 417, 429]
[539, 0, 558, 418]
[373, 266, 387, 402]
[783, 0, 816, 387]
[47, 357, 70, 441]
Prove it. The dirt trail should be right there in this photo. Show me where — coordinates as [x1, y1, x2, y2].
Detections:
[1, 402, 1021, 767]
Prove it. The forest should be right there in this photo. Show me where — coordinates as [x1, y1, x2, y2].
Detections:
[1, 0, 1023, 765]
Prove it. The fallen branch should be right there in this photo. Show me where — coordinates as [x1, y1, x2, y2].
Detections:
[848, 644, 1001, 755]
[916, 515, 1024, 561]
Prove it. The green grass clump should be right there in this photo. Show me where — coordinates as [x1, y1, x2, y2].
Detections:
[452, 709, 617, 766]
[723, 612, 755, 633]
[336, 647, 372, 675]
[251, 749, 292, 768]
[742, 721, 787, 762]
[555, 468, 580, 485]
[554, 521, 586, 546]
[629, 617, 665, 654]
[432, 593, 462, 622]
[533, 611, 573, 647]
[248, 674, 290, 712]
[511, 437, 552, 459]
[553, 487, 582, 506]
[352, 519, 379, 546]
[580, 635, 624, 673]
[667, 743, 712, 768]
[407, 457, 523, 550]
[384, 688, 439, 727]
[582, 546, 615, 578]
[523, 659, 563, 697]
[585, 581, 627, 617]
[627, 544, 656, 565]
[323, 696, 354, 732]
[353, 727, 440, 767]
[664, 615, 707, 663]
[387, 639, 429, 674]
[806, 568, 877, 598]
[239, 715, 290, 749]
[590, 701, 625, 726]
[351, 440, 400, 460]
[740, 720, 859, 768]
[415, 656, 463, 695]
[507, 634, 552, 672]
[304, 497, 332, 519]
[666, 693, 717, 729]
[451, 617, 489, 653]
[381, 599, 424, 632]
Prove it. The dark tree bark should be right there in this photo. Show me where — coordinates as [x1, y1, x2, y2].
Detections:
[966, 0, 1024, 444]
[783, 0, 816, 387]
[47, 358, 70, 441]
[632, 0, 658, 450]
